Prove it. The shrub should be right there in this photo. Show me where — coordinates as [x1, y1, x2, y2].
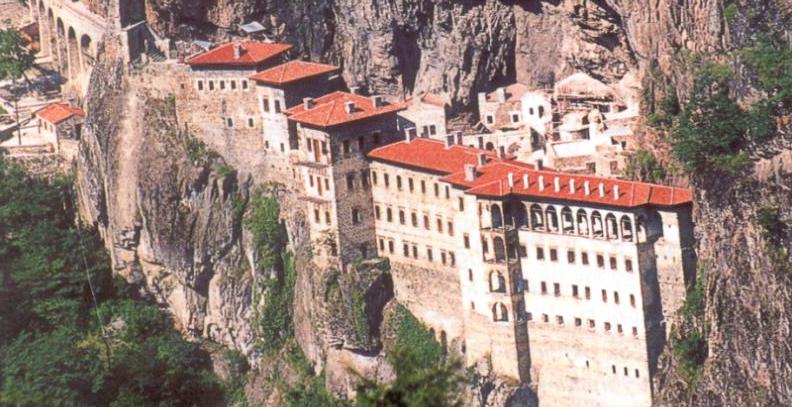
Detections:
[674, 329, 708, 385]
[756, 206, 787, 247]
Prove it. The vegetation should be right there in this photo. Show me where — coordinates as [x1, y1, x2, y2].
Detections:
[0, 154, 229, 406]
[0, 26, 35, 84]
[355, 304, 464, 407]
[624, 149, 667, 183]
[756, 205, 788, 248]
[674, 267, 708, 387]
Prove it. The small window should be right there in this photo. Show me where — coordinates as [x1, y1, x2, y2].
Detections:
[471, 301, 475, 310]
[314, 209, 320, 223]
[485, 114, 494, 124]
[612, 365, 617, 374]
[436, 218, 443, 233]
[625, 259, 633, 272]
[309, 175, 315, 187]
[343, 140, 351, 154]
[411, 212, 418, 227]
[567, 250, 575, 264]
[351, 208, 361, 224]
[375, 206, 381, 220]
[468, 269, 473, 281]
[441, 251, 447, 265]
[447, 222, 454, 236]
[346, 173, 355, 191]
[423, 215, 430, 230]
[219, 80, 225, 90]
[434, 183, 439, 197]
[574, 317, 582, 327]
[614, 292, 620, 304]
[536, 247, 545, 260]
[386, 208, 393, 222]
[427, 247, 434, 262]
[540, 282, 547, 294]
[412, 245, 418, 259]
[274, 100, 281, 113]
[280, 143, 285, 152]
[549, 248, 558, 262]
[372, 131, 381, 145]
[630, 294, 636, 307]
[209, 80, 215, 90]
[445, 186, 450, 199]
[358, 136, 365, 151]
[408, 178, 414, 192]
[248, 118, 254, 128]
[372, 171, 378, 185]
[384, 174, 390, 188]
[623, 367, 629, 377]
[581, 252, 589, 265]
[635, 369, 640, 378]
[597, 254, 605, 268]
[463, 234, 470, 249]
[589, 319, 596, 328]
[399, 210, 405, 225]
[617, 324, 624, 334]
[241, 80, 248, 90]
[429, 125, 437, 135]
[360, 170, 369, 188]
[610, 256, 618, 270]
[601, 289, 608, 303]
[458, 197, 464, 211]
[226, 117, 234, 128]
[449, 252, 456, 266]
[542, 314, 549, 323]
[553, 283, 560, 296]
[396, 176, 403, 190]
[556, 315, 564, 325]
[632, 327, 638, 337]
[388, 240, 394, 254]
[230, 80, 237, 90]
[378, 238, 385, 251]
[403, 244, 409, 257]
[420, 180, 426, 194]
[585, 286, 591, 299]
[262, 97, 270, 112]
[572, 285, 579, 298]
[197, 80, 204, 91]
[510, 112, 520, 123]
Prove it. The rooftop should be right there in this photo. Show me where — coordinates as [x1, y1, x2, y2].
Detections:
[35, 103, 85, 124]
[485, 83, 530, 103]
[370, 138, 692, 208]
[285, 91, 405, 128]
[554, 72, 615, 100]
[250, 60, 339, 86]
[185, 41, 292, 67]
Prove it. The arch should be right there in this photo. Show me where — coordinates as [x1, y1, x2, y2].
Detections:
[621, 215, 634, 241]
[545, 205, 559, 233]
[492, 303, 509, 322]
[485, 142, 495, 151]
[80, 34, 94, 68]
[36, 1, 50, 56]
[605, 213, 619, 240]
[530, 204, 544, 230]
[490, 203, 503, 229]
[514, 203, 529, 229]
[67, 26, 79, 79]
[56, 18, 68, 76]
[489, 271, 506, 293]
[591, 211, 604, 238]
[576, 209, 589, 236]
[493, 237, 506, 262]
[561, 207, 574, 234]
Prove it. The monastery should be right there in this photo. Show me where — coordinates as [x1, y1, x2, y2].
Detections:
[25, 3, 696, 404]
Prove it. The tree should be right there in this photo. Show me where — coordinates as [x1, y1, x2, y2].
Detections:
[0, 26, 35, 84]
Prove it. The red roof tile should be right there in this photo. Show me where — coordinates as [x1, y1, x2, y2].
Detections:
[368, 138, 499, 174]
[369, 139, 692, 208]
[35, 103, 85, 124]
[285, 91, 406, 128]
[185, 41, 292, 67]
[249, 60, 339, 85]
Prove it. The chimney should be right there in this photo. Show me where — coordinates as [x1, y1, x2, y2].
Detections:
[522, 174, 529, 189]
[554, 177, 560, 193]
[303, 97, 315, 110]
[455, 131, 463, 145]
[464, 164, 476, 181]
[535, 159, 544, 171]
[569, 179, 576, 194]
[598, 182, 605, 198]
[584, 181, 591, 196]
[349, 86, 360, 95]
[445, 135, 454, 148]
[538, 176, 545, 191]
[508, 172, 515, 189]
[233, 43, 242, 59]
[344, 101, 356, 114]
[613, 185, 620, 200]
[495, 87, 506, 103]
[405, 127, 417, 142]
[372, 95, 384, 108]
[478, 153, 487, 166]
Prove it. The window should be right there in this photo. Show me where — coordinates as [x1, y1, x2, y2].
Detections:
[384, 174, 390, 188]
[553, 283, 560, 296]
[372, 131, 381, 145]
[248, 118, 254, 128]
[423, 215, 430, 230]
[485, 114, 494, 124]
[420, 180, 426, 194]
[471, 301, 475, 310]
[582, 252, 589, 265]
[427, 247, 434, 262]
[360, 170, 369, 188]
[412, 245, 418, 259]
[411, 212, 418, 227]
[614, 292, 620, 304]
[280, 143, 285, 152]
[617, 324, 624, 334]
[601, 289, 608, 303]
[635, 369, 640, 378]
[541, 314, 549, 323]
[314, 209, 320, 223]
[445, 186, 450, 199]
[549, 248, 558, 262]
[351, 208, 361, 224]
[632, 327, 638, 337]
[375, 206, 381, 220]
[572, 285, 579, 298]
[309, 175, 315, 187]
[408, 178, 414, 192]
[209, 80, 214, 90]
[574, 317, 582, 327]
[468, 269, 473, 281]
[585, 286, 591, 299]
[386, 208, 393, 222]
[429, 125, 437, 136]
[378, 238, 384, 251]
[612, 365, 617, 374]
[447, 222, 454, 236]
[274, 100, 281, 113]
[540, 282, 547, 294]
[396, 176, 403, 190]
[346, 173, 355, 190]
[567, 250, 575, 264]
[388, 240, 394, 254]
[262, 97, 270, 112]
[403, 243, 409, 257]
[536, 247, 545, 260]
[324, 178, 330, 190]
[610, 256, 618, 270]
[434, 183, 439, 197]
[597, 254, 605, 268]
[325, 212, 331, 224]
[197, 80, 204, 90]
[449, 252, 456, 266]
[556, 315, 564, 325]
[463, 234, 470, 249]
[510, 112, 520, 123]
[399, 210, 405, 225]
[372, 171, 378, 185]
[230, 80, 236, 90]
[630, 294, 636, 307]
[436, 219, 443, 233]
[343, 140, 351, 154]
[625, 259, 633, 272]
[458, 197, 464, 211]
[588, 319, 595, 328]
[321, 141, 328, 155]
[357, 136, 364, 151]
[241, 80, 248, 90]
[441, 251, 447, 265]
[623, 366, 629, 376]
[219, 80, 225, 90]
[226, 117, 234, 128]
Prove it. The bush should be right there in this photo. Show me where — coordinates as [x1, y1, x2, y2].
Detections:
[756, 206, 787, 247]
[674, 329, 708, 385]
[625, 149, 667, 183]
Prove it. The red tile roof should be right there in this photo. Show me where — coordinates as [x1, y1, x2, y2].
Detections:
[185, 41, 292, 67]
[369, 139, 692, 208]
[35, 103, 85, 124]
[285, 91, 406, 128]
[250, 60, 339, 85]
[368, 138, 498, 174]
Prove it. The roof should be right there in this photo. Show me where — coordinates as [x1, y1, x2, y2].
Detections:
[555, 72, 615, 99]
[486, 83, 530, 102]
[250, 60, 339, 86]
[192, 40, 213, 51]
[285, 91, 406, 128]
[239, 21, 266, 33]
[369, 138, 692, 209]
[369, 138, 498, 175]
[35, 103, 85, 124]
[185, 41, 291, 67]
[419, 93, 448, 107]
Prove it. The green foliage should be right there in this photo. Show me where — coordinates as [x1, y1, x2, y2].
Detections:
[673, 329, 708, 386]
[181, 133, 218, 164]
[756, 205, 787, 247]
[215, 163, 237, 178]
[245, 186, 288, 271]
[724, 3, 739, 23]
[387, 304, 444, 370]
[741, 34, 792, 106]
[351, 289, 371, 345]
[681, 268, 706, 320]
[0, 155, 228, 406]
[670, 63, 750, 173]
[0, 27, 35, 82]
[625, 149, 667, 183]
[257, 251, 296, 355]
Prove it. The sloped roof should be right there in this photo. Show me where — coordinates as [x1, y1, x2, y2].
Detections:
[486, 83, 530, 102]
[554, 72, 615, 99]
[250, 60, 339, 86]
[35, 102, 85, 124]
[368, 138, 498, 175]
[285, 91, 406, 128]
[185, 41, 291, 67]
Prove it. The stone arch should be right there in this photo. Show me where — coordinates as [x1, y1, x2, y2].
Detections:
[514, 203, 529, 229]
[545, 205, 559, 233]
[36, 1, 51, 56]
[493, 237, 506, 262]
[605, 213, 619, 240]
[490, 203, 503, 229]
[80, 34, 94, 68]
[561, 207, 574, 234]
[591, 211, 604, 238]
[492, 303, 509, 322]
[55, 17, 67, 76]
[489, 270, 506, 293]
[530, 204, 544, 230]
[67, 26, 79, 80]
[576, 209, 589, 235]
[621, 215, 634, 241]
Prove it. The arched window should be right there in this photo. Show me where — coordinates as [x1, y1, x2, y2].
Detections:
[514, 203, 529, 229]
[492, 303, 509, 322]
[530, 204, 544, 230]
[485, 142, 495, 151]
[489, 271, 506, 293]
[546, 206, 559, 233]
[561, 207, 574, 234]
[491, 204, 503, 229]
[493, 237, 506, 263]
[577, 209, 589, 235]
[592, 211, 604, 238]
[621, 216, 634, 241]
[606, 214, 618, 240]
